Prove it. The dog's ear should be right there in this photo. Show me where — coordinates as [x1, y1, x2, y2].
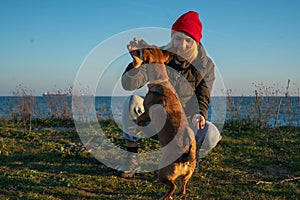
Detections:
[162, 50, 175, 63]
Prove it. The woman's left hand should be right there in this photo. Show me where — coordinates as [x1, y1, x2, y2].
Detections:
[192, 114, 206, 130]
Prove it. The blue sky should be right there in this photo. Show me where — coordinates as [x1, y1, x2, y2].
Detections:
[1, 0, 300, 96]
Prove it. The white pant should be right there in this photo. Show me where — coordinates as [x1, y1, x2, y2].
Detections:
[122, 95, 222, 158]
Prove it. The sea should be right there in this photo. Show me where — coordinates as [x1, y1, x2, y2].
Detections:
[0, 96, 299, 127]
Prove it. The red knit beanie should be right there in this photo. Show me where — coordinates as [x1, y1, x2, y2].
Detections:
[171, 11, 202, 44]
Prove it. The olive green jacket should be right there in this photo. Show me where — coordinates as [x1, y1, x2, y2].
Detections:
[121, 43, 215, 120]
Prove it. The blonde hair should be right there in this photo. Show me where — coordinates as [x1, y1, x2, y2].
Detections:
[164, 33, 199, 66]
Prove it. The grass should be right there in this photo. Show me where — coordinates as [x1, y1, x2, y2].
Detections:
[0, 119, 299, 200]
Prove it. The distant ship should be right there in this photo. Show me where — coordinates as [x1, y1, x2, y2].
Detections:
[42, 92, 70, 96]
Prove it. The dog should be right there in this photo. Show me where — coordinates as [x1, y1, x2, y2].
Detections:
[135, 40, 197, 200]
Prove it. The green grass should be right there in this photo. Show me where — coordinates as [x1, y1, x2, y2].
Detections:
[0, 119, 299, 199]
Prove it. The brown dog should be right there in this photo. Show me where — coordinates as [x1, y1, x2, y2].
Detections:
[135, 41, 196, 200]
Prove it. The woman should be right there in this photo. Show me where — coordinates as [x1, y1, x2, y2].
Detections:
[118, 11, 221, 178]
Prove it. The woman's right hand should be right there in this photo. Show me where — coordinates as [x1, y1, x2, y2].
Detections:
[192, 114, 206, 130]
[127, 38, 148, 68]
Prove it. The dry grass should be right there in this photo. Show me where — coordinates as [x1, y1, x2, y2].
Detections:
[226, 80, 300, 128]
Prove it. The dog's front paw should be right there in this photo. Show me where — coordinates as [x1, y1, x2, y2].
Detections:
[136, 113, 151, 126]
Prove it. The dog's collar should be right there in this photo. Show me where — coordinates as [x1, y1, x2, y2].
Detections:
[147, 79, 169, 88]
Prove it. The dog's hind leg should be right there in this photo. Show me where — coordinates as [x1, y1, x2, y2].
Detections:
[176, 169, 193, 196]
[159, 179, 176, 200]
[158, 169, 177, 200]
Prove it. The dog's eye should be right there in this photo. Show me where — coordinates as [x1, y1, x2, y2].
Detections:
[136, 49, 141, 58]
